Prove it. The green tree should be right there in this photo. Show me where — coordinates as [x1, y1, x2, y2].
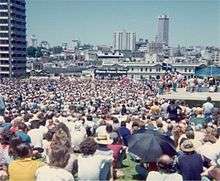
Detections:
[27, 46, 37, 57]
[50, 46, 63, 54]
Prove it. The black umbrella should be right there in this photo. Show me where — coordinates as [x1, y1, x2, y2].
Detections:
[128, 130, 176, 162]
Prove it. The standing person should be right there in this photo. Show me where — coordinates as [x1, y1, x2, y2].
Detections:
[0, 95, 5, 116]
[167, 100, 182, 122]
[203, 97, 214, 122]
[176, 140, 205, 181]
[117, 121, 131, 146]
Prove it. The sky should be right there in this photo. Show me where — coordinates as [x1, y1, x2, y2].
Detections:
[26, 0, 220, 47]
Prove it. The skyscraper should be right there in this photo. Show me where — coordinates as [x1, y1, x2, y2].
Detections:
[113, 31, 136, 51]
[0, 0, 26, 77]
[157, 14, 169, 45]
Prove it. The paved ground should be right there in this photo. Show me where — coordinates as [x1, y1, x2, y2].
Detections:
[158, 88, 220, 102]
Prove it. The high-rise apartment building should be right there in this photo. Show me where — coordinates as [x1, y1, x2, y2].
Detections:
[157, 14, 169, 46]
[113, 31, 136, 51]
[0, 0, 26, 77]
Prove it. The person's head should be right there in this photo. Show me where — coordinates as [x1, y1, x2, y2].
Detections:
[203, 134, 216, 144]
[170, 99, 175, 104]
[156, 120, 163, 128]
[0, 130, 14, 145]
[132, 121, 139, 130]
[207, 97, 212, 102]
[106, 124, 113, 133]
[157, 155, 174, 173]
[15, 143, 31, 158]
[80, 137, 97, 156]
[49, 144, 70, 168]
[167, 123, 173, 132]
[30, 120, 40, 129]
[112, 117, 119, 124]
[185, 130, 195, 139]
[56, 122, 71, 140]
[44, 131, 54, 142]
[180, 140, 195, 153]
[17, 122, 28, 132]
[121, 121, 126, 127]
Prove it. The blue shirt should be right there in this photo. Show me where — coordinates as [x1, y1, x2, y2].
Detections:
[16, 131, 31, 144]
[117, 127, 131, 146]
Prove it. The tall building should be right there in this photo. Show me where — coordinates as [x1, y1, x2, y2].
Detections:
[157, 14, 169, 46]
[0, 0, 26, 77]
[113, 31, 136, 51]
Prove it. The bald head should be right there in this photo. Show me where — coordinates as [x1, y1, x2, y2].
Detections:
[158, 155, 173, 171]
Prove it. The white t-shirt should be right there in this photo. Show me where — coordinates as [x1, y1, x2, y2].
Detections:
[28, 126, 47, 148]
[77, 154, 110, 181]
[146, 171, 183, 181]
[36, 165, 74, 181]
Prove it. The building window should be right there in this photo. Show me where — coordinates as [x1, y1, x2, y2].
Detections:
[189, 69, 191, 72]
[131, 68, 134, 71]
[185, 68, 187, 72]
[145, 68, 148, 72]
[150, 68, 152, 72]
[140, 68, 143, 72]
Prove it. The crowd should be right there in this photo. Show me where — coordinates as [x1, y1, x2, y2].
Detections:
[187, 77, 219, 93]
[0, 76, 219, 181]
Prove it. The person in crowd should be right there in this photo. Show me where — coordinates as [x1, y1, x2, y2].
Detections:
[117, 121, 131, 146]
[15, 122, 31, 144]
[35, 144, 74, 181]
[8, 143, 43, 181]
[203, 97, 214, 122]
[176, 140, 207, 181]
[77, 137, 112, 180]
[28, 120, 46, 148]
[147, 155, 182, 181]
[167, 100, 182, 122]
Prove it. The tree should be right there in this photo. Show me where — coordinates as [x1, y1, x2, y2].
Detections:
[50, 46, 63, 54]
[27, 46, 37, 57]
[35, 47, 43, 58]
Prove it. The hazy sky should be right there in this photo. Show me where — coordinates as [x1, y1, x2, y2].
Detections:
[26, 0, 220, 47]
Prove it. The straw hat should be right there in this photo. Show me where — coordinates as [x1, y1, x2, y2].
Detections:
[95, 132, 113, 145]
[180, 140, 195, 152]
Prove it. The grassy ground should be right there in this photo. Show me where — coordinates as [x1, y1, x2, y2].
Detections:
[118, 156, 143, 181]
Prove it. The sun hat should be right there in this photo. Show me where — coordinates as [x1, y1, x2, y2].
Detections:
[180, 140, 195, 152]
[95, 132, 113, 145]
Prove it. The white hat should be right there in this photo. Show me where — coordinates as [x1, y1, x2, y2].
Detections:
[95, 132, 113, 145]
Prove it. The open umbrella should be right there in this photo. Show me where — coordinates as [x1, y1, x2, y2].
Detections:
[128, 130, 176, 162]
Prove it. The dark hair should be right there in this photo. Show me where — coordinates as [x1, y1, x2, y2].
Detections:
[207, 97, 212, 102]
[15, 143, 31, 158]
[132, 121, 139, 128]
[80, 138, 97, 155]
[0, 130, 14, 145]
[30, 120, 40, 129]
[49, 144, 70, 168]
[87, 115, 93, 122]
[106, 124, 113, 133]
[44, 131, 54, 141]
[56, 122, 71, 140]
[186, 130, 195, 139]
[112, 117, 119, 124]
[121, 121, 126, 127]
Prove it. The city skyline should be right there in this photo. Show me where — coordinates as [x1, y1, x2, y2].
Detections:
[27, 0, 220, 47]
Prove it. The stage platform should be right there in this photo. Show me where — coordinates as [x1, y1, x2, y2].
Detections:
[158, 88, 220, 107]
